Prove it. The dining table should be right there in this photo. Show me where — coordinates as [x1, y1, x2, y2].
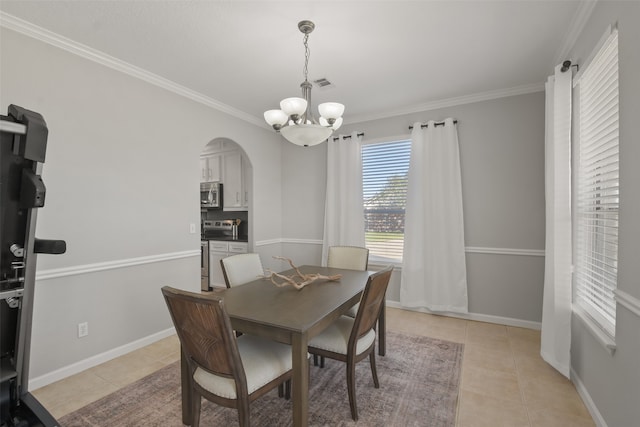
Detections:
[180, 264, 383, 427]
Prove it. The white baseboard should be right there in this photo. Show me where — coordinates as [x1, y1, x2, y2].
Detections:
[29, 327, 176, 390]
[385, 300, 542, 330]
[571, 367, 608, 427]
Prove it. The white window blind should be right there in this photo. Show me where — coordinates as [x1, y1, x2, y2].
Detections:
[362, 140, 411, 263]
[574, 29, 619, 337]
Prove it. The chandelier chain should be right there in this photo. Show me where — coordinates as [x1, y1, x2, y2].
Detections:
[303, 32, 310, 82]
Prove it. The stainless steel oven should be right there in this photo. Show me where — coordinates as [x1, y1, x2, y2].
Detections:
[201, 241, 209, 291]
[200, 182, 222, 209]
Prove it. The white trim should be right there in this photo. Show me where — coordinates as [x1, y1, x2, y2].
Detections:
[0, 12, 266, 129]
[29, 327, 176, 390]
[255, 238, 323, 247]
[571, 366, 609, 427]
[362, 134, 411, 146]
[553, 0, 599, 66]
[614, 289, 640, 318]
[255, 238, 282, 247]
[573, 305, 616, 355]
[35, 250, 199, 281]
[465, 246, 545, 257]
[34, 243, 543, 281]
[386, 301, 542, 330]
[0, 12, 545, 127]
[256, 239, 545, 258]
[348, 83, 544, 124]
[282, 238, 323, 245]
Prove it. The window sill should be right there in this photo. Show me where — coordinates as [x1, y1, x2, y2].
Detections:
[573, 306, 616, 355]
[368, 258, 403, 270]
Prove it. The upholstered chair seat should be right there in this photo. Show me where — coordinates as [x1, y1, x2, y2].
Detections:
[309, 316, 375, 355]
[193, 335, 293, 399]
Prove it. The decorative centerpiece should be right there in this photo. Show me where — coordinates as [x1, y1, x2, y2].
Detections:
[263, 257, 342, 290]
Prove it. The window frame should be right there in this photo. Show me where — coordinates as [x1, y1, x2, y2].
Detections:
[361, 136, 412, 265]
[572, 27, 619, 341]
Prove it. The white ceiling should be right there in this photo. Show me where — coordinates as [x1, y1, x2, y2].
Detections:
[0, 1, 589, 126]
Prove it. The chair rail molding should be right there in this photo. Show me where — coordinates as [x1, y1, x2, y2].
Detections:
[614, 289, 640, 318]
[465, 246, 545, 257]
[35, 250, 199, 281]
[256, 238, 323, 247]
[257, 239, 545, 258]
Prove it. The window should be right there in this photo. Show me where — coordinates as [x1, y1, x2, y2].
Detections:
[574, 29, 619, 337]
[362, 140, 411, 263]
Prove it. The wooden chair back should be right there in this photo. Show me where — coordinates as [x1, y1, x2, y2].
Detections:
[349, 266, 393, 346]
[161, 286, 244, 383]
[327, 246, 369, 271]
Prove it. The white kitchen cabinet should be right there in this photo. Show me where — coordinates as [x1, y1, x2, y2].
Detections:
[208, 240, 248, 288]
[222, 151, 244, 210]
[200, 154, 221, 182]
[242, 152, 251, 208]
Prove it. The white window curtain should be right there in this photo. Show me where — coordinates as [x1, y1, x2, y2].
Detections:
[322, 132, 365, 264]
[540, 63, 573, 379]
[400, 119, 468, 313]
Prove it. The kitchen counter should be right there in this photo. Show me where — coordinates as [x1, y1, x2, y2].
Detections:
[201, 234, 248, 242]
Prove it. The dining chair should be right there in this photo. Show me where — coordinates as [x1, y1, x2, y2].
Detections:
[327, 245, 369, 271]
[161, 286, 294, 427]
[220, 253, 264, 288]
[314, 246, 371, 367]
[327, 246, 369, 317]
[307, 265, 393, 421]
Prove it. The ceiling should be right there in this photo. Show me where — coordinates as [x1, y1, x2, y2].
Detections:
[0, 1, 589, 127]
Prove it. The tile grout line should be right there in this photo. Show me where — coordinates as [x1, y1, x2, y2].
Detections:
[508, 328, 534, 427]
[454, 319, 469, 427]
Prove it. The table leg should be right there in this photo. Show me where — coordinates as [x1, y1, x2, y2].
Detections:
[181, 346, 193, 426]
[291, 333, 309, 427]
[378, 298, 386, 356]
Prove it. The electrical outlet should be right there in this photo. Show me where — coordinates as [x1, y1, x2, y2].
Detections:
[78, 322, 89, 338]
[189, 223, 197, 234]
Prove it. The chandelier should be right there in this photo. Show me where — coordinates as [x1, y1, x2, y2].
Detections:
[264, 20, 344, 147]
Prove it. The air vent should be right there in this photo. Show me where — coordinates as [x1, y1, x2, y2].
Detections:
[313, 78, 333, 88]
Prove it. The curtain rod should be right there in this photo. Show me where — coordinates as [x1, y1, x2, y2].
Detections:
[332, 132, 365, 142]
[408, 120, 458, 130]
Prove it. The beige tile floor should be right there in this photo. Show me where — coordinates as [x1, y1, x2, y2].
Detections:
[32, 307, 596, 426]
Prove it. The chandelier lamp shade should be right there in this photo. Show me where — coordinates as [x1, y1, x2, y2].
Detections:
[264, 20, 344, 147]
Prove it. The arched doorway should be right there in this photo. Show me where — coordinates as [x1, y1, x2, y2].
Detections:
[199, 138, 253, 289]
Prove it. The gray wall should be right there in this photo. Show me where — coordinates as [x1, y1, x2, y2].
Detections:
[281, 91, 547, 325]
[568, 2, 640, 426]
[1, 27, 284, 381]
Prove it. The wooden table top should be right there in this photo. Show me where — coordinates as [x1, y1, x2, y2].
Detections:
[219, 265, 373, 334]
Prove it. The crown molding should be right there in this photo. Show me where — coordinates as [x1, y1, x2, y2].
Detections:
[553, 0, 598, 66]
[1, 11, 553, 130]
[0, 12, 267, 129]
[347, 82, 545, 125]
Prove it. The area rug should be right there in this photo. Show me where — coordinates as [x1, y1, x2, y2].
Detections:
[59, 331, 463, 427]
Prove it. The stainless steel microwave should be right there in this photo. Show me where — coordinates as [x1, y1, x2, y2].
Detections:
[200, 182, 222, 209]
